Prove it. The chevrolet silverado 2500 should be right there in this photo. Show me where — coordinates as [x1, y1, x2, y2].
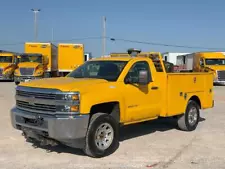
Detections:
[10, 50, 214, 158]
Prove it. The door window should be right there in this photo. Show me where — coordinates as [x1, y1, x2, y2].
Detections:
[125, 61, 152, 83]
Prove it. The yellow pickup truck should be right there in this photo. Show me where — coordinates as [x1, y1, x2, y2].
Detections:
[10, 49, 214, 158]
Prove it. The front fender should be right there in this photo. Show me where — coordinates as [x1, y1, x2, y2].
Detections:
[80, 89, 126, 122]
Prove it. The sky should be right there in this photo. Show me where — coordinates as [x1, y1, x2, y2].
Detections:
[0, 0, 225, 57]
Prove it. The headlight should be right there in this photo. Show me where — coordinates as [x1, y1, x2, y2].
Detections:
[58, 93, 80, 101]
[56, 92, 80, 113]
[57, 105, 79, 112]
[4, 70, 12, 76]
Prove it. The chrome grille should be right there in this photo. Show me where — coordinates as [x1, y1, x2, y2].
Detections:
[217, 71, 225, 81]
[0, 68, 2, 76]
[16, 90, 56, 100]
[16, 100, 56, 112]
[19, 68, 34, 76]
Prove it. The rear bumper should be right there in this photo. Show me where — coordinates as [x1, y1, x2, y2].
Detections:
[14, 76, 42, 83]
[10, 107, 90, 148]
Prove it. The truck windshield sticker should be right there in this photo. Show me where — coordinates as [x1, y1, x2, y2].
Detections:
[41, 45, 47, 48]
[73, 45, 82, 49]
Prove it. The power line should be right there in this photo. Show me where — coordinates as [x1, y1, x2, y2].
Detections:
[108, 37, 225, 51]
[0, 36, 225, 51]
[0, 37, 103, 47]
[0, 42, 25, 46]
[51, 36, 103, 43]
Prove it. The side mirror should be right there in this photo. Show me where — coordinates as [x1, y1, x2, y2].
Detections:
[14, 58, 19, 64]
[138, 70, 149, 85]
[200, 60, 204, 67]
[124, 72, 138, 84]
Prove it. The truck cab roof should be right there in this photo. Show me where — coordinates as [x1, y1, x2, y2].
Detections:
[197, 52, 225, 59]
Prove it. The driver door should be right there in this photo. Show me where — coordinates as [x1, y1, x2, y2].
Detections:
[122, 61, 161, 123]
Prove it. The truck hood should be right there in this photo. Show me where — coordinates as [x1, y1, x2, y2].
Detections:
[20, 77, 108, 92]
[0, 63, 13, 69]
[18, 62, 41, 68]
[205, 65, 225, 71]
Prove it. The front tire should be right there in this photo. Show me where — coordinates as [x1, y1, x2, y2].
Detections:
[83, 113, 119, 158]
[177, 100, 200, 131]
[15, 82, 20, 85]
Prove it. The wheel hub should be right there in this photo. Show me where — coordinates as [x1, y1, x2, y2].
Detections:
[188, 107, 198, 126]
[95, 123, 114, 150]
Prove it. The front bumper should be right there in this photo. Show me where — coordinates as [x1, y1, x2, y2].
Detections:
[213, 80, 225, 85]
[14, 75, 43, 83]
[0, 75, 13, 81]
[10, 107, 90, 148]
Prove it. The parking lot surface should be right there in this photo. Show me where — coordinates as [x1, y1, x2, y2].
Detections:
[0, 82, 224, 169]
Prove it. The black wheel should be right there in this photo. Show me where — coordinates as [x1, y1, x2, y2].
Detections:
[177, 100, 200, 131]
[15, 82, 20, 85]
[83, 113, 119, 158]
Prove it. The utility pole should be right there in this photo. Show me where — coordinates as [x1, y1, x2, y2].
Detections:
[51, 27, 54, 42]
[102, 16, 106, 57]
[31, 9, 41, 42]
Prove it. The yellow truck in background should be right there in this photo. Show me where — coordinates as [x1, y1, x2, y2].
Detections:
[176, 52, 225, 85]
[14, 42, 58, 85]
[58, 43, 85, 76]
[0, 50, 19, 81]
[10, 48, 214, 158]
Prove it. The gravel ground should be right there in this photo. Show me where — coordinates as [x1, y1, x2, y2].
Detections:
[0, 82, 224, 169]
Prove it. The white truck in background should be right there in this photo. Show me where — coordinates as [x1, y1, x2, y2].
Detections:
[84, 52, 92, 61]
[162, 52, 190, 65]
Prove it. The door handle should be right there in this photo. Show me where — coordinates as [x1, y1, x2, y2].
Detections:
[151, 86, 158, 90]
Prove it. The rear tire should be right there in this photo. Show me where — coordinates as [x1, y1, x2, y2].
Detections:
[83, 113, 119, 158]
[177, 100, 200, 131]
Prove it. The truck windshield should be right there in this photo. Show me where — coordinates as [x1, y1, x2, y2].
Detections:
[67, 60, 128, 81]
[205, 59, 225, 65]
[19, 55, 42, 63]
[0, 56, 12, 63]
